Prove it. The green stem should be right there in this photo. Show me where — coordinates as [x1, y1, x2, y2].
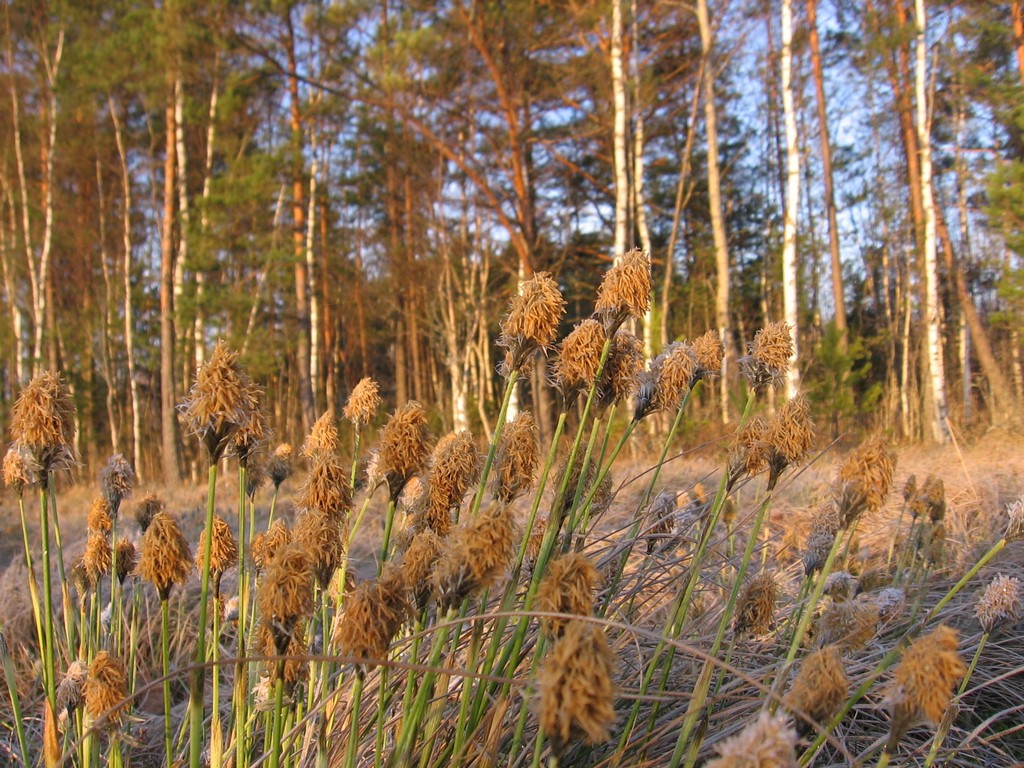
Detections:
[269, 663, 286, 768]
[189, 462, 219, 768]
[48, 473, 76, 656]
[468, 371, 519, 520]
[378, 500, 398, 575]
[38, 481, 57, 715]
[162, 598, 173, 768]
[343, 674, 365, 768]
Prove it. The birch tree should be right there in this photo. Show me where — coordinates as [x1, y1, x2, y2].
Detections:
[780, 0, 801, 399]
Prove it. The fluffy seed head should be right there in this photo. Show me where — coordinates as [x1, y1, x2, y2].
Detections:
[298, 452, 353, 520]
[2, 442, 35, 496]
[303, 411, 340, 461]
[499, 272, 567, 375]
[292, 508, 346, 589]
[1006, 498, 1024, 542]
[252, 519, 291, 574]
[975, 574, 1021, 634]
[816, 598, 879, 652]
[99, 454, 135, 514]
[378, 401, 432, 502]
[334, 565, 410, 672]
[267, 443, 294, 489]
[834, 435, 897, 526]
[552, 319, 606, 407]
[56, 660, 89, 727]
[433, 503, 516, 610]
[867, 587, 906, 622]
[133, 492, 164, 533]
[136, 511, 192, 601]
[197, 515, 239, 576]
[246, 456, 267, 499]
[536, 553, 600, 639]
[539, 620, 616, 754]
[803, 526, 836, 576]
[692, 330, 725, 379]
[87, 498, 113, 534]
[400, 529, 442, 610]
[492, 411, 540, 504]
[258, 543, 314, 654]
[786, 645, 849, 735]
[343, 377, 382, 430]
[766, 396, 815, 490]
[115, 538, 137, 584]
[231, 381, 269, 466]
[10, 371, 76, 473]
[84, 652, 129, 727]
[259, 621, 308, 688]
[653, 343, 697, 412]
[823, 571, 857, 602]
[180, 341, 256, 462]
[740, 322, 793, 392]
[886, 625, 966, 751]
[735, 573, 778, 636]
[593, 248, 651, 335]
[706, 711, 798, 768]
[920, 475, 946, 523]
[597, 331, 644, 410]
[427, 431, 481, 515]
[728, 417, 770, 489]
[903, 474, 918, 504]
[84, 531, 112, 585]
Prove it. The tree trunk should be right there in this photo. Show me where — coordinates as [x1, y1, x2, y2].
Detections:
[174, 75, 190, 383]
[95, 159, 121, 453]
[629, 0, 655, 359]
[194, 64, 220, 370]
[914, 0, 950, 443]
[1013, 1, 1024, 82]
[807, 0, 847, 350]
[161, 92, 182, 482]
[285, 8, 316, 433]
[611, 0, 630, 261]
[110, 99, 143, 481]
[696, 0, 732, 424]
[780, 0, 801, 398]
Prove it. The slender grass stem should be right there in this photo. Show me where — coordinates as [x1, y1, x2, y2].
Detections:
[269, 662, 286, 768]
[467, 372, 519, 520]
[38, 480, 57, 714]
[48, 474, 76, 656]
[189, 462, 219, 768]
[378, 499, 398, 575]
[161, 598, 173, 768]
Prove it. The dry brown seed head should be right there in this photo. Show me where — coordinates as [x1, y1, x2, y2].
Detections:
[303, 411, 340, 461]
[492, 411, 540, 504]
[552, 319, 606, 406]
[536, 553, 600, 639]
[734, 572, 778, 636]
[84, 531, 112, 585]
[267, 443, 294, 489]
[298, 452, 353, 520]
[766, 396, 815, 488]
[115, 538, 137, 584]
[2, 442, 35, 496]
[136, 511, 192, 601]
[197, 515, 239, 576]
[816, 597, 879, 652]
[593, 248, 651, 335]
[975, 574, 1021, 634]
[99, 453, 136, 514]
[1006, 498, 1024, 542]
[499, 272, 567, 376]
[597, 330, 644, 410]
[259, 621, 308, 689]
[728, 416, 770, 488]
[400, 529, 443, 610]
[802, 526, 836, 577]
[378, 401, 432, 502]
[87, 498, 113, 534]
[886, 625, 966, 751]
[538, 619, 616, 754]
[741, 321, 794, 392]
[921, 475, 946, 522]
[180, 341, 253, 462]
[834, 434, 897, 526]
[334, 565, 409, 671]
[706, 711, 798, 768]
[231, 382, 270, 465]
[823, 571, 856, 602]
[433, 503, 516, 610]
[56, 660, 89, 727]
[653, 343, 697, 412]
[292, 508, 346, 589]
[866, 587, 906, 622]
[246, 456, 268, 499]
[10, 371, 76, 473]
[343, 377, 382, 429]
[133, 492, 164, 534]
[84, 651, 129, 727]
[258, 542, 314, 653]
[786, 645, 849, 734]
[691, 330, 725, 379]
[427, 431, 481, 515]
[71, 559, 90, 600]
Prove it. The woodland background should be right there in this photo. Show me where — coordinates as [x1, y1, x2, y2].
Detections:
[1, 0, 1022, 484]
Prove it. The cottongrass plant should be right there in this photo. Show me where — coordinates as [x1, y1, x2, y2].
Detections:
[6, 255, 1024, 768]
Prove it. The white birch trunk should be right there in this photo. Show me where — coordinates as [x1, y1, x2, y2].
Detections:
[697, 0, 732, 424]
[173, 76, 189, 307]
[630, 0, 655, 360]
[611, 0, 629, 262]
[306, 152, 320, 407]
[194, 71, 219, 369]
[780, 0, 801, 399]
[915, 0, 950, 443]
[0, 191, 27, 383]
[110, 99, 144, 481]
